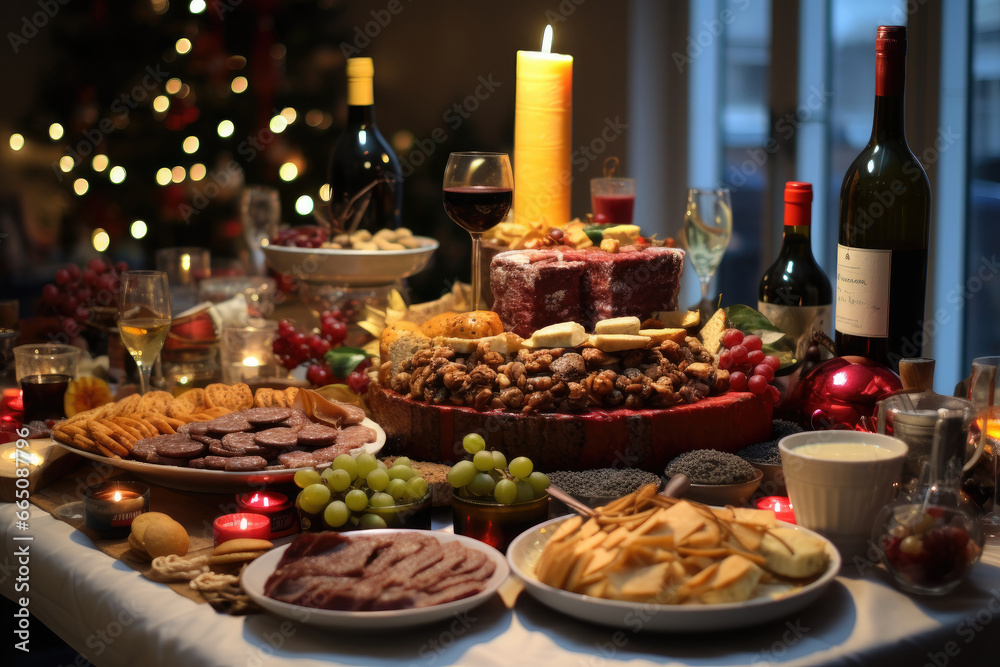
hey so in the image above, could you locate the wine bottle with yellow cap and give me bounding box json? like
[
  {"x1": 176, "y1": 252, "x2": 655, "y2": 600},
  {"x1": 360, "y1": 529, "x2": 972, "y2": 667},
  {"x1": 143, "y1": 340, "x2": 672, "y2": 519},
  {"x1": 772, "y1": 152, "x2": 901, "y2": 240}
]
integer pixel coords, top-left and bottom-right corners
[{"x1": 326, "y1": 57, "x2": 403, "y2": 232}]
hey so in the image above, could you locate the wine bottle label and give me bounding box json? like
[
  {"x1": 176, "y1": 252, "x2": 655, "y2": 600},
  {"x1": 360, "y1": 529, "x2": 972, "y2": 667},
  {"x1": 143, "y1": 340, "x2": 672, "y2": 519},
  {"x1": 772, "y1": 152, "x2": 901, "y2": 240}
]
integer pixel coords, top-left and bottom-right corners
[
  {"x1": 835, "y1": 244, "x2": 891, "y2": 337},
  {"x1": 757, "y1": 302, "x2": 832, "y2": 345}
]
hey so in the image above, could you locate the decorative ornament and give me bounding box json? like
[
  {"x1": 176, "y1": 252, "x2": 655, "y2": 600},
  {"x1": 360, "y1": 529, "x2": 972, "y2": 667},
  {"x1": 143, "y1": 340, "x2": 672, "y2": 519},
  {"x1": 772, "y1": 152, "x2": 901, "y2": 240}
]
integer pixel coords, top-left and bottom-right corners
[{"x1": 786, "y1": 355, "x2": 902, "y2": 431}]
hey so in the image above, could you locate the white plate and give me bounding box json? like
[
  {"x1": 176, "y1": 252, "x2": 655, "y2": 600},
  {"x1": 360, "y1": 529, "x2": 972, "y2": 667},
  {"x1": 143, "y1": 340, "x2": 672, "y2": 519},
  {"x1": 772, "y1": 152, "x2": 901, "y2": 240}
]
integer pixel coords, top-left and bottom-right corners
[
  {"x1": 262, "y1": 238, "x2": 438, "y2": 286},
  {"x1": 507, "y1": 515, "x2": 841, "y2": 632},
  {"x1": 51, "y1": 418, "x2": 385, "y2": 493},
  {"x1": 241, "y1": 529, "x2": 510, "y2": 630}
]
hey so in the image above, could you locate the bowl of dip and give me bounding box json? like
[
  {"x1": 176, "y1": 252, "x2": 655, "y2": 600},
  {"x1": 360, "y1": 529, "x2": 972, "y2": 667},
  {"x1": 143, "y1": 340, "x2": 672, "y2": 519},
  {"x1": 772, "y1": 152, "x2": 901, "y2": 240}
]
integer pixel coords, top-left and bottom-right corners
[{"x1": 778, "y1": 431, "x2": 908, "y2": 558}]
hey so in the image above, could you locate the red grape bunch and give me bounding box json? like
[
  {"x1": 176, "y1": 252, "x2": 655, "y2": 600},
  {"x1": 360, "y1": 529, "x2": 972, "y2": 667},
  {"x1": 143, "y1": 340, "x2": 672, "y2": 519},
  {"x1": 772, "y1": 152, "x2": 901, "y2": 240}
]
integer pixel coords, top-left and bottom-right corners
[
  {"x1": 272, "y1": 308, "x2": 371, "y2": 393},
  {"x1": 271, "y1": 225, "x2": 328, "y2": 248},
  {"x1": 42, "y1": 258, "x2": 129, "y2": 338},
  {"x1": 717, "y1": 329, "x2": 781, "y2": 404}
]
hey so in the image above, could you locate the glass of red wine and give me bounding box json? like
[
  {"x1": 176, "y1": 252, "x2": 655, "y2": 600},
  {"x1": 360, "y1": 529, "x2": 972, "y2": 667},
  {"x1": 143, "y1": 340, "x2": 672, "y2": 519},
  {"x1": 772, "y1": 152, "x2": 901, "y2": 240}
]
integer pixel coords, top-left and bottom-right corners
[{"x1": 443, "y1": 152, "x2": 513, "y2": 312}]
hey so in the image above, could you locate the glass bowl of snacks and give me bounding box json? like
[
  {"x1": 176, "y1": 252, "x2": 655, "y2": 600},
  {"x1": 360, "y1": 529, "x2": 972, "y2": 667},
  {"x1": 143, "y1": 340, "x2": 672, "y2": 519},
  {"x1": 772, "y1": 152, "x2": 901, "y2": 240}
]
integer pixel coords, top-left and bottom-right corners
[{"x1": 449, "y1": 433, "x2": 550, "y2": 553}]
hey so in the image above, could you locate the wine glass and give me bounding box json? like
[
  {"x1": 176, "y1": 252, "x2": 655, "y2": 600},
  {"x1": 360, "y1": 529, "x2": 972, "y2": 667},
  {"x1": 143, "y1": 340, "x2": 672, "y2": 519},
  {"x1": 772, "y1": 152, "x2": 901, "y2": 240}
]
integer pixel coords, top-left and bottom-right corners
[
  {"x1": 443, "y1": 152, "x2": 513, "y2": 312},
  {"x1": 240, "y1": 186, "x2": 280, "y2": 275},
  {"x1": 680, "y1": 188, "x2": 733, "y2": 305},
  {"x1": 117, "y1": 271, "x2": 171, "y2": 394},
  {"x1": 969, "y1": 356, "x2": 1000, "y2": 539}
]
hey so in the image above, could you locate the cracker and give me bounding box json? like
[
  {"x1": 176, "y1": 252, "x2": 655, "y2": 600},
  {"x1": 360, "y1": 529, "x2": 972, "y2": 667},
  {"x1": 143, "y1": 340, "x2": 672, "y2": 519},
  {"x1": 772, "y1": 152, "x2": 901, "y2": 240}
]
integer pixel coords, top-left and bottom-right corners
[
  {"x1": 121, "y1": 416, "x2": 157, "y2": 438},
  {"x1": 145, "y1": 415, "x2": 175, "y2": 434},
  {"x1": 206, "y1": 383, "x2": 253, "y2": 411},
  {"x1": 253, "y1": 388, "x2": 274, "y2": 408},
  {"x1": 137, "y1": 390, "x2": 175, "y2": 416},
  {"x1": 173, "y1": 388, "x2": 208, "y2": 415}
]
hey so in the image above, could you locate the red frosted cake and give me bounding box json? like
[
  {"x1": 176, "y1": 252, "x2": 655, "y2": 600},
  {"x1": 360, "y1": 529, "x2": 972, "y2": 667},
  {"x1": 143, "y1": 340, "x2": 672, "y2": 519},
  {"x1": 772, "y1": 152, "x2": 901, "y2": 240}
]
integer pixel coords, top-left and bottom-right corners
[{"x1": 490, "y1": 245, "x2": 685, "y2": 336}]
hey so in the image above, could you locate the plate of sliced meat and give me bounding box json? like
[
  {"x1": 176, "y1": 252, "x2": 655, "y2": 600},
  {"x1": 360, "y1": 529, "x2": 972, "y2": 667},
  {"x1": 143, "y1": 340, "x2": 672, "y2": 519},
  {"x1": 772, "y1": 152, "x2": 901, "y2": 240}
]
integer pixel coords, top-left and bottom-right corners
[
  {"x1": 241, "y1": 529, "x2": 510, "y2": 630},
  {"x1": 53, "y1": 414, "x2": 385, "y2": 493}
]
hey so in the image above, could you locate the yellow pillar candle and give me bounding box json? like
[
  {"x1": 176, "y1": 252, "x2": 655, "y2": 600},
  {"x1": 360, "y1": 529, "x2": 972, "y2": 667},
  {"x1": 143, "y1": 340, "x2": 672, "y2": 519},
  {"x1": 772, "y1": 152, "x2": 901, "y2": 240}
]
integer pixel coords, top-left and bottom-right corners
[{"x1": 514, "y1": 25, "x2": 573, "y2": 230}]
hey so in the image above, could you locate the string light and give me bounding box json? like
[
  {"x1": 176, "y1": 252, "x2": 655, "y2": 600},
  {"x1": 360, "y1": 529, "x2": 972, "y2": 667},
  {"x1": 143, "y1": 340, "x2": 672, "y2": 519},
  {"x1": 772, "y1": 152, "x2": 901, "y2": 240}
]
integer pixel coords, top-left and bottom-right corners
[
  {"x1": 182, "y1": 136, "x2": 199, "y2": 153},
  {"x1": 49, "y1": 123, "x2": 64, "y2": 141},
  {"x1": 130, "y1": 220, "x2": 148, "y2": 239},
  {"x1": 189, "y1": 0, "x2": 207, "y2": 13},
  {"x1": 92, "y1": 154, "x2": 109, "y2": 171},
  {"x1": 165, "y1": 78, "x2": 182, "y2": 95},
  {"x1": 231, "y1": 76, "x2": 248, "y2": 94},
  {"x1": 109, "y1": 166, "x2": 126, "y2": 184},
  {"x1": 92, "y1": 228, "x2": 110, "y2": 252},
  {"x1": 171, "y1": 166, "x2": 186, "y2": 183},
  {"x1": 278, "y1": 163, "x2": 298, "y2": 181},
  {"x1": 73, "y1": 178, "x2": 89, "y2": 195},
  {"x1": 295, "y1": 195, "x2": 314, "y2": 215},
  {"x1": 319, "y1": 184, "x2": 331, "y2": 201},
  {"x1": 156, "y1": 168, "x2": 172, "y2": 186},
  {"x1": 176, "y1": 38, "x2": 192, "y2": 55},
  {"x1": 269, "y1": 115, "x2": 288, "y2": 133},
  {"x1": 217, "y1": 120, "x2": 234, "y2": 138},
  {"x1": 190, "y1": 163, "x2": 206, "y2": 181},
  {"x1": 59, "y1": 156, "x2": 74, "y2": 172},
  {"x1": 280, "y1": 108, "x2": 297, "y2": 124},
  {"x1": 153, "y1": 95, "x2": 170, "y2": 113},
  {"x1": 9, "y1": 134, "x2": 24, "y2": 151}
]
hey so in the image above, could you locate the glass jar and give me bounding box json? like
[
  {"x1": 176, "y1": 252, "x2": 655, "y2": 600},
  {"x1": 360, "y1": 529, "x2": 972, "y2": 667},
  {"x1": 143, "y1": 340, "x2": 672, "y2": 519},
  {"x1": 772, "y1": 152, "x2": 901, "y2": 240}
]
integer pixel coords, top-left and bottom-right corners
[
  {"x1": 451, "y1": 491, "x2": 549, "y2": 553},
  {"x1": 872, "y1": 407, "x2": 984, "y2": 595}
]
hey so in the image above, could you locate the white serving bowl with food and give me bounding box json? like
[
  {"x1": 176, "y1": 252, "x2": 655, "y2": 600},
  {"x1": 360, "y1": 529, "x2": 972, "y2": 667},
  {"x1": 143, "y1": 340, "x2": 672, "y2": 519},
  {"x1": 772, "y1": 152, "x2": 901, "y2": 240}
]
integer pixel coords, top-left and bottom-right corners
[{"x1": 262, "y1": 236, "x2": 438, "y2": 287}]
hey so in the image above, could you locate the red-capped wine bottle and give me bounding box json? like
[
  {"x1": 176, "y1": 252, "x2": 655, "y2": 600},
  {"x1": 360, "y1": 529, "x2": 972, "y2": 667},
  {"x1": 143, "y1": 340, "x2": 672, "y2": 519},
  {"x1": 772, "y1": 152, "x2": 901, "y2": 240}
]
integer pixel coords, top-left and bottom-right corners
[
  {"x1": 835, "y1": 26, "x2": 931, "y2": 372},
  {"x1": 758, "y1": 181, "x2": 832, "y2": 346},
  {"x1": 326, "y1": 57, "x2": 403, "y2": 231}
]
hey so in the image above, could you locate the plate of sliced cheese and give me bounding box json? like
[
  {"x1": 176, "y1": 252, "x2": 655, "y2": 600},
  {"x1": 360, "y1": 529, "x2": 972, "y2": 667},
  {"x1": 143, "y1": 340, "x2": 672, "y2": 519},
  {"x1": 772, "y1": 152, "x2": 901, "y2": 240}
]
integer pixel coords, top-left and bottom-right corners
[{"x1": 506, "y1": 486, "x2": 840, "y2": 632}]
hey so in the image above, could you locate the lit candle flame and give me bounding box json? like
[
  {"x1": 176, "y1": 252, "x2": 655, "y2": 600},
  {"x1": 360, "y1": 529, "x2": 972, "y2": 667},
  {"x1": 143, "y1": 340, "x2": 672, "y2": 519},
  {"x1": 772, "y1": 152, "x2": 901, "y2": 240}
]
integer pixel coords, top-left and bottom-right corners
[
  {"x1": 541, "y1": 24, "x2": 553, "y2": 54},
  {"x1": 240, "y1": 516, "x2": 248, "y2": 530},
  {"x1": 242, "y1": 356, "x2": 261, "y2": 367},
  {"x1": 113, "y1": 490, "x2": 122, "y2": 502}
]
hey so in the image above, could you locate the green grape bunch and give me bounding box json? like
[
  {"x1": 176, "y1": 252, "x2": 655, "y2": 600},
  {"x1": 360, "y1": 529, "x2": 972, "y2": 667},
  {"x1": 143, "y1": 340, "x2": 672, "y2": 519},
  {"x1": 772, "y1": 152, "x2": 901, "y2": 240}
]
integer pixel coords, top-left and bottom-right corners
[
  {"x1": 293, "y1": 453, "x2": 430, "y2": 531},
  {"x1": 448, "y1": 433, "x2": 550, "y2": 505}
]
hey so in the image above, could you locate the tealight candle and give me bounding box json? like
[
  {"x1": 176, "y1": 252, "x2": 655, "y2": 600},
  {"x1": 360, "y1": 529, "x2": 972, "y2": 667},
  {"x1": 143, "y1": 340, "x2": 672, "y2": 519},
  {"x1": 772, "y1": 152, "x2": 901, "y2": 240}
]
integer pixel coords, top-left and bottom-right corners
[
  {"x1": 213, "y1": 512, "x2": 271, "y2": 546},
  {"x1": 83, "y1": 481, "x2": 150, "y2": 537},
  {"x1": 235, "y1": 491, "x2": 297, "y2": 539},
  {"x1": 756, "y1": 496, "x2": 796, "y2": 524}
]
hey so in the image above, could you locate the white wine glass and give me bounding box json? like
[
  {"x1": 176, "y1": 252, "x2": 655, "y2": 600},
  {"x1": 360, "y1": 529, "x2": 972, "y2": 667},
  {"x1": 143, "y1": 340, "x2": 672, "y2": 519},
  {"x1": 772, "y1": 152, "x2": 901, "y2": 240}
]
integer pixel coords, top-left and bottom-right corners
[
  {"x1": 443, "y1": 152, "x2": 513, "y2": 313},
  {"x1": 118, "y1": 271, "x2": 171, "y2": 394},
  {"x1": 681, "y1": 188, "x2": 733, "y2": 304},
  {"x1": 969, "y1": 356, "x2": 1000, "y2": 539}
]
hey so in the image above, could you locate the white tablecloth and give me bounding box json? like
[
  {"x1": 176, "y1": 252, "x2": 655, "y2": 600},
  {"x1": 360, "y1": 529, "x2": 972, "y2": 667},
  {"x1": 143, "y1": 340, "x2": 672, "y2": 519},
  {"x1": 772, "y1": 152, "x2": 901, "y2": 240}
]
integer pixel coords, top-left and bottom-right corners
[{"x1": 3, "y1": 501, "x2": 1000, "y2": 667}]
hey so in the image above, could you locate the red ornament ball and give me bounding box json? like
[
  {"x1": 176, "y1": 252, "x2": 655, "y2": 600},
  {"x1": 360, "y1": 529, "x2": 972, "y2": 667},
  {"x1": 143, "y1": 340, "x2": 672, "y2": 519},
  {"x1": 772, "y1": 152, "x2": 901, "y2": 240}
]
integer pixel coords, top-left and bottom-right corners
[{"x1": 788, "y1": 356, "x2": 902, "y2": 431}]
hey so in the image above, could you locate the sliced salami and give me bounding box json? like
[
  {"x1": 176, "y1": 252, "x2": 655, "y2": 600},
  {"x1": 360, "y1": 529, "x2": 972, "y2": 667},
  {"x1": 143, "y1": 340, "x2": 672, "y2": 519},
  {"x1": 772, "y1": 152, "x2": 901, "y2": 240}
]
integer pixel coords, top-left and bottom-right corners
[
  {"x1": 224, "y1": 455, "x2": 268, "y2": 472},
  {"x1": 295, "y1": 424, "x2": 339, "y2": 447},
  {"x1": 220, "y1": 431, "x2": 269, "y2": 456},
  {"x1": 188, "y1": 457, "x2": 207, "y2": 469},
  {"x1": 204, "y1": 414, "x2": 252, "y2": 434},
  {"x1": 242, "y1": 407, "x2": 294, "y2": 426},
  {"x1": 204, "y1": 455, "x2": 229, "y2": 470},
  {"x1": 278, "y1": 442, "x2": 355, "y2": 469},
  {"x1": 336, "y1": 425, "x2": 377, "y2": 450},
  {"x1": 178, "y1": 421, "x2": 209, "y2": 436},
  {"x1": 153, "y1": 434, "x2": 206, "y2": 459},
  {"x1": 254, "y1": 427, "x2": 300, "y2": 448}
]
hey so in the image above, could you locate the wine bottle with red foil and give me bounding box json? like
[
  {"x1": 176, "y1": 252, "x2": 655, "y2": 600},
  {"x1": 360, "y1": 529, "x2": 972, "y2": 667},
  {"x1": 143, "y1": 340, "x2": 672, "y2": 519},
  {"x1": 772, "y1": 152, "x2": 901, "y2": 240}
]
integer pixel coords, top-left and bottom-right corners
[
  {"x1": 326, "y1": 57, "x2": 403, "y2": 231},
  {"x1": 835, "y1": 25, "x2": 930, "y2": 372},
  {"x1": 758, "y1": 181, "x2": 832, "y2": 347}
]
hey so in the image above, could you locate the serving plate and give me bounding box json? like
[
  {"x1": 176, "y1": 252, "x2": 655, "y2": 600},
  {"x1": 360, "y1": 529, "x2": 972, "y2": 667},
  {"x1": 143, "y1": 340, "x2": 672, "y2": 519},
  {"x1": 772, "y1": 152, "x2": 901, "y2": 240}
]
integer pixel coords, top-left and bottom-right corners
[
  {"x1": 241, "y1": 529, "x2": 510, "y2": 630},
  {"x1": 507, "y1": 515, "x2": 841, "y2": 632},
  {"x1": 262, "y1": 237, "x2": 438, "y2": 286},
  {"x1": 51, "y1": 418, "x2": 385, "y2": 493}
]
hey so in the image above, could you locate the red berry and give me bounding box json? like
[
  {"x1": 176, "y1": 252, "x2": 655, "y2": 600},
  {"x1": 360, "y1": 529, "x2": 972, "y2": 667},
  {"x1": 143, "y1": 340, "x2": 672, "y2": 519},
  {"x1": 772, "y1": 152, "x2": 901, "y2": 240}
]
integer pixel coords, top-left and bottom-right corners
[
  {"x1": 115, "y1": 261, "x2": 129, "y2": 274},
  {"x1": 766, "y1": 385, "x2": 781, "y2": 404},
  {"x1": 764, "y1": 355, "x2": 781, "y2": 371},
  {"x1": 754, "y1": 364, "x2": 775, "y2": 382},
  {"x1": 306, "y1": 364, "x2": 332, "y2": 386},
  {"x1": 593, "y1": 213, "x2": 609, "y2": 224},
  {"x1": 278, "y1": 319, "x2": 296, "y2": 338},
  {"x1": 322, "y1": 307, "x2": 343, "y2": 322},
  {"x1": 748, "y1": 374, "x2": 768, "y2": 395},
  {"x1": 295, "y1": 343, "x2": 312, "y2": 364},
  {"x1": 308, "y1": 334, "x2": 331, "y2": 358},
  {"x1": 747, "y1": 349, "x2": 766, "y2": 367},
  {"x1": 55, "y1": 268, "x2": 71, "y2": 286},
  {"x1": 323, "y1": 320, "x2": 347, "y2": 344},
  {"x1": 42, "y1": 284, "x2": 60, "y2": 304},
  {"x1": 354, "y1": 357, "x2": 372, "y2": 372},
  {"x1": 87, "y1": 258, "x2": 107, "y2": 274},
  {"x1": 347, "y1": 370, "x2": 369, "y2": 394},
  {"x1": 723, "y1": 329, "x2": 744, "y2": 348},
  {"x1": 717, "y1": 350, "x2": 732, "y2": 370},
  {"x1": 742, "y1": 334, "x2": 763, "y2": 352},
  {"x1": 75, "y1": 307, "x2": 90, "y2": 322},
  {"x1": 729, "y1": 371, "x2": 748, "y2": 392},
  {"x1": 67, "y1": 265, "x2": 81, "y2": 281},
  {"x1": 729, "y1": 344, "x2": 748, "y2": 366},
  {"x1": 60, "y1": 296, "x2": 79, "y2": 317},
  {"x1": 291, "y1": 331, "x2": 307, "y2": 347}
]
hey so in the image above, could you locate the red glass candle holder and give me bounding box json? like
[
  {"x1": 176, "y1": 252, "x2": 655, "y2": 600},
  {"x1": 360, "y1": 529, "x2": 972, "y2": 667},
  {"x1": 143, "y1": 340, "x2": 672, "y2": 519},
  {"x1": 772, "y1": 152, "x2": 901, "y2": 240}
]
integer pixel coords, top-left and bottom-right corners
[
  {"x1": 236, "y1": 491, "x2": 297, "y2": 539},
  {"x1": 451, "y1": 491, "x2": 549, "y2": 553},
  {"x1": 756, "y1": 495, "x2": 796, "y2": 524},
  {"x1": 82, "y1": 481, "x2": 150, "y2": 537},
  {"x1": 213, "y1": 512, "x2": 271, "y2": 546}
]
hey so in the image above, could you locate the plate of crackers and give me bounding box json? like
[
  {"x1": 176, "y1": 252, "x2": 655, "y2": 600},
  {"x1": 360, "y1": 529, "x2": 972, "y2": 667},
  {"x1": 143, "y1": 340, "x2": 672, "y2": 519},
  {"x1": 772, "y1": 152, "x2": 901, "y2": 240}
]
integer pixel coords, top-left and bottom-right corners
[
  {"x1": 50, "y1": 383, "x2": 385, "y2": 493},
  {"x1": 507, "y1": 484, "x2": 840, "y2": 632}
]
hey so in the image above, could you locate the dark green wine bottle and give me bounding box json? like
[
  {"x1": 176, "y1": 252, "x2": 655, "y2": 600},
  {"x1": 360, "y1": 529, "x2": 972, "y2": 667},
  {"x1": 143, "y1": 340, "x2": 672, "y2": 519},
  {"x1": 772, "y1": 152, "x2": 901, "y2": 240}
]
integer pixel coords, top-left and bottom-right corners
[
  {"x1": 758, "y1": 181, "x2": 832, "y2": 347},
  {"x1": 835, "y1": 25, "x2": 931, "y2": 372}
]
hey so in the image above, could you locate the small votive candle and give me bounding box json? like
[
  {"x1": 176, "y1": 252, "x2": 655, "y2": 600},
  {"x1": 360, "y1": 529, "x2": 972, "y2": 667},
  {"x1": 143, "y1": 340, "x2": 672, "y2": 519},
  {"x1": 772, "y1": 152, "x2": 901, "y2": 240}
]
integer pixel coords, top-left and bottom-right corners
[
  {"x1": 83, "y1": 481, "x2": 150, "y2": 537},
  {"x1": 756, "y1": 496, "x2": 796, "y2": 524},
  {"x1": 213, "y1": 512, "x2": 271, "y2": 546},
  {"x1": 235, "y1": 491, "x2": 297, "y2": 539}
]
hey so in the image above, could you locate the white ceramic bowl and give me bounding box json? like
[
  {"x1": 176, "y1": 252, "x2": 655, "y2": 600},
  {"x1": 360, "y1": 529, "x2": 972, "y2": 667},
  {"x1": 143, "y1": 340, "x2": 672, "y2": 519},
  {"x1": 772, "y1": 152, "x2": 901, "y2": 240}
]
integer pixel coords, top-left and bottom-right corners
[
  {"x1": 262, "y1": 237, "x2": 438, "y2": 286},
  {"x1": 779, "y1": 430, "x2": 907, "y2": 557}
]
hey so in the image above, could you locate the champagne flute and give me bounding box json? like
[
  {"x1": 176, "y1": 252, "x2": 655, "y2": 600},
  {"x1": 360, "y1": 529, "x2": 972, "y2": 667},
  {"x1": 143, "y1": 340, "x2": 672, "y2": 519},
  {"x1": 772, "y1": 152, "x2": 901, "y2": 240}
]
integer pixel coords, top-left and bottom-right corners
[
  {"x1": 969, "y1": 356, "x2": 1000, "y2": 539},
  {"x1": 443, "y1": 152, "x2": 513, "y2": 312},
  {"x1": 680, "y1": 188, "x2": 733, "y2": 304},
  {"x1": 118, "y1": 271, "x2": 171, "y2": 394}
]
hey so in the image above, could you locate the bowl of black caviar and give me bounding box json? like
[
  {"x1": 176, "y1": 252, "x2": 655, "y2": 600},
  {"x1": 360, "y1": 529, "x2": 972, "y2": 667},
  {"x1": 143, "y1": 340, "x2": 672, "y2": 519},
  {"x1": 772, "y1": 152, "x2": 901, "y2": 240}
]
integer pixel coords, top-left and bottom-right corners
[
  {"x1": 545, "y1": 468, "x2": 663, "y2": 516},
  {"x1": 664, "y1": 450, "x2": 763, "y2": 507}
]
